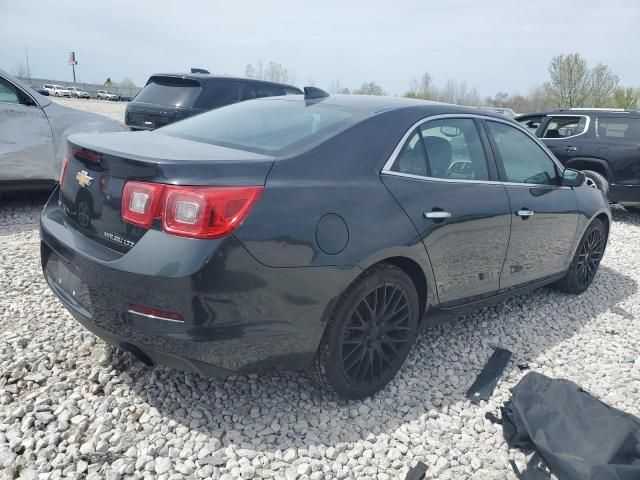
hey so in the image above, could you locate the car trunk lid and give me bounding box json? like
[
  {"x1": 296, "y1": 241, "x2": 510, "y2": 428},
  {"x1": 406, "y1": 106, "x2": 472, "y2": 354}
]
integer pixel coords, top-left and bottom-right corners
[{"x1": 60, "y1": 131, "x2": 274, "y2": 253}]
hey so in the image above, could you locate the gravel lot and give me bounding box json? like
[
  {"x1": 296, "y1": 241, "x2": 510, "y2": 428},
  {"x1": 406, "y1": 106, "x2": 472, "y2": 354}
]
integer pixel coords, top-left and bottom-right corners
[
  {"x1": 49, "y1": 97, "x2": 126, "y2": 123},
  {"x1": 1, "y1": 100, "x2": 639, "y2": 479}
]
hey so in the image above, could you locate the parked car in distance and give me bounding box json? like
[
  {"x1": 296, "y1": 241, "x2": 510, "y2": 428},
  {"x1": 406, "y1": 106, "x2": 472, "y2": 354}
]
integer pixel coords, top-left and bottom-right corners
[
  {"x1": 52, "y1": 85, "x2": 71, "y2": 97},
  {"x1": 117, "y1": 93, "x2": 133, "y2": 102},
  {"x1": 31, "y1": 86, "x2": 49, "y2": 96},
  {"x1": 68, "y1": 86, "x2": 90, "y2": 99},
  {"x1": 0, "y1": 69, "x2": 127, "y2": 191},
  {"x1": 97, "y1": 90, "x2": 120, "y2": 101},
  {"x1": 125, "y1": 72, "x2": 302, "y2": 130},
  {"x1": 42, "y1": 84, "x2": 56, "y2": 95},
  {"x1": 516, "y1": 108, "x2": 640, "y2": 213},
  {"x1": 41, "y1": 90, "x2": 610, "y2": 398}
]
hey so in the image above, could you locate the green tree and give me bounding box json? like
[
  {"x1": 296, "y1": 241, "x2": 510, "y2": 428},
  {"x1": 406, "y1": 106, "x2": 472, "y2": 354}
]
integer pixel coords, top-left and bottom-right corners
[
  {"x1": 544, "y1": 53, "x2": 590, "y2": 107},
  {"x1": 353, "y1": 81, "x2": 385, "y2": 96},
  {"x1": 587, "y1": 63, "x2": 619, "y2": 107},
  {"x1": 612, "y1": 87, "x2": 639, "y2": 109},
  {"x1": 404, "y1": 73, "x2": 432, "y2": 100}
]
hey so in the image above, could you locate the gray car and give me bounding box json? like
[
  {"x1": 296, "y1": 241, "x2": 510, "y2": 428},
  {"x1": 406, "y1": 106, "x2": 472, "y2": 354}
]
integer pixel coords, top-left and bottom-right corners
[{"x1": 0, "y1": 69, "x2": 126, "y2": 191}]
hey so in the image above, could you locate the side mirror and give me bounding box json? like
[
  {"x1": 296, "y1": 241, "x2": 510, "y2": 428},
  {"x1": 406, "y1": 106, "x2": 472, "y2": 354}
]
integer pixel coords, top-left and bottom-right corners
[{"x1": 561, "y1": 168, "x2": 585, "y2": 187}]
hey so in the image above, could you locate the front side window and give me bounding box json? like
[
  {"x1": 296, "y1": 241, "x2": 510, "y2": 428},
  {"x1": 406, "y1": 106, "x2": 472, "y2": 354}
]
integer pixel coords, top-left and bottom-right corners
[
  {"x1": 0, "y1": 78, "x2": 20, "y2": 104},
  {"x1": 597, "y1": 117, "x2": 640, "y2": 140},
  {"x1": 419, "y1": 118, "x2": 489, "y2": 181},
  {"x1": 517, "y1": 115, "x2": 544, "y2": 134},
  {"x1": 391, "y1": 129, "x2": 428, "y2": 176},
  {"x1": 541, "y1": 115, "x2": 587, "y2": 138},
  {"x1": 486, "y1": 121, "x2": 559, "y2": 185}
]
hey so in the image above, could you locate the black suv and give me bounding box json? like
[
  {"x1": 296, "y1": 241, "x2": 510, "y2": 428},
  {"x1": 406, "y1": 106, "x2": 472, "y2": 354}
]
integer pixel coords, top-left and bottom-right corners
[
  {"x1": 517, "y1": 109, "x2": 640, "y2": 212},
  {"x1": 125, "y1": 73, "x2": 302, "y2": 130}
]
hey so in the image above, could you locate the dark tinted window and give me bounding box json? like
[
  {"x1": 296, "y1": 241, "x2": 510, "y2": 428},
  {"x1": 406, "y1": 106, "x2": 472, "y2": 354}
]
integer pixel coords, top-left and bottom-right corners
[
  {"x1": 245, "y1": 83, "x2": 284, "y2": 99},
  {"x1": 159, "y1": 98, "x2": 360, "y2": 154},
  {"x1": 541, "y1": 115, "x2": 587, "y2": 138},
  {"x1": 0, "y1": 78, "x2": 20, "y2": 104},
  {"x1": 194, "y1": 80, "x2": 244, "y2": 109},
  {"x1": 391, "y1": 130, "x2": 427, "y2": 176},
  {"x1": 284, "y1": 87, "x2": 302, "y2": 95},
  {"x1": 134, "y1": 78, "x2": 202, "y2": 107},
  {"x1": 420, "y1": 118, "x2": 489, "y2": 181},
  {"x1": 597, "y1": 117, "x2": 640, "y2": 140},
  {"x1": 486, "y1": 121, "x2": 559, "y2": 185}
]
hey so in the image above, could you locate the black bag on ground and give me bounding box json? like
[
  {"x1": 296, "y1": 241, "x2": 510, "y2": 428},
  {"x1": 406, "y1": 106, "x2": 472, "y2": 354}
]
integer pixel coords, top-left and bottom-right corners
[{"x1": 498, "y1": 372, "x2": 640, "y2": 480}]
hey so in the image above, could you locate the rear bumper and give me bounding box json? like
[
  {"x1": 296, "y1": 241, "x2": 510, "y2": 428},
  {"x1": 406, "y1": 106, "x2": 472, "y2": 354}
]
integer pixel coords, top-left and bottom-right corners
[
  {"x1": 610, "y1": 184, "x2": 640, "y2": 206},
  {"x1": 40, "y1": 195, "x2": 358, "y2": 375}
]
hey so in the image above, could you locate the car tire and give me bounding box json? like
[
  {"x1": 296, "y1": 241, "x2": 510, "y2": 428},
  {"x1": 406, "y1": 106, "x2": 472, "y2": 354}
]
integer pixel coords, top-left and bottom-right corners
[
  {"x1": 583, "y1": 170, "x2": 609, "y2": 198},
  {"x1": 553, "y1": 219, "x2": 606, "y2": 294},
  {"x1": 308, "y1": 263, "x2": 420, "y2": 399}
]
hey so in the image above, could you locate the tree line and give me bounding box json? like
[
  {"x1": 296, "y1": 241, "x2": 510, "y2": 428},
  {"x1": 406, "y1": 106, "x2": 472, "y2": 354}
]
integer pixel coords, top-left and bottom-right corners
[{"x1": 247, "y1": 53, "x2": 638, "y2": 113}]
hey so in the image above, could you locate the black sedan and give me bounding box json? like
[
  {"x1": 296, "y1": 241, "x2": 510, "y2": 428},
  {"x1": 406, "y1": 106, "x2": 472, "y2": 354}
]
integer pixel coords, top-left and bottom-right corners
[{"x1": 41, "y1": 89, "x2": 610, "y2": 398}]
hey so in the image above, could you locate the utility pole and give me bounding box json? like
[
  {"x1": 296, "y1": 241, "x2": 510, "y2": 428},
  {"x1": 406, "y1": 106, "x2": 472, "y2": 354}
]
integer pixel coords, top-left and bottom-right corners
[
  {"x1": 25, "y1": 47, "x2": 31, "y2": 80},
  {"x1": 69, "y1": 51, "x2": 77, "y2": 83}
]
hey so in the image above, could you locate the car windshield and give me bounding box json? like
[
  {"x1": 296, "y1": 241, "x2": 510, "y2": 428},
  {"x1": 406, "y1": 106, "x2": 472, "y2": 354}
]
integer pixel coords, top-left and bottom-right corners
[{"x1": 159, "y1": 98, "x2": 362, "y2": 155}]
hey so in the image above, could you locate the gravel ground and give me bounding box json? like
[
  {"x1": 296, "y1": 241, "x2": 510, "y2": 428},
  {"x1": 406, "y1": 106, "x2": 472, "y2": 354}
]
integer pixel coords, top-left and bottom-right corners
[
  {"x1": 49, "y1": 97, "x2": 126, "y2": 123},
  {"x1": 1, "y1": 97, "x2": 639, "y2": 479}
]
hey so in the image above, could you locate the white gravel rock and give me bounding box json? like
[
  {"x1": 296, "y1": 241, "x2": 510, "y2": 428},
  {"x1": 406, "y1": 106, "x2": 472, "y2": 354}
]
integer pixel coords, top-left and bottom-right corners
[{"x1": 1, "y1": 183, "x2": 640, "y2": 480}]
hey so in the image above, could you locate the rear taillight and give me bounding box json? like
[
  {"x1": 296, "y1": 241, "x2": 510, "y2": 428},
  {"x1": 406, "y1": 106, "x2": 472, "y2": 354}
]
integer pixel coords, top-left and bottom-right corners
[
  {"x1": 121, "y1": 182, "x2": 263, "y2": 239},
  {"x1": 122, "y1": 181, "x2": 165, "y2": 228},
  {"x1": 60, "y1": 154, "x2": 69, "y2": 188}
]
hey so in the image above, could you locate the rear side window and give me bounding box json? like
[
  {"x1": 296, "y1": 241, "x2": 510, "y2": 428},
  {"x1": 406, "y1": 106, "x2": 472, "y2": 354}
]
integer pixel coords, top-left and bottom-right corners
[
  {"x1": 245, "y1": 83, "x2": 284, "y2": 99},
  {"x1": 486, "y1": 121, "x2": 559, "y2": 185},
  {"x1": 135, "y1": 78, "x2": 202, "y2": 108},
  {"x1": 420, "y1": 118, "x2": 489, "y2": 181},
  {"x1": 284, "y1": 87, "x2": 302, "y2": 95},
  {"x1": 194, "y1": 80, "x2": 244, "y2": 109},
  {"x1": 541, "y1": 116, "x2": 587, "y2": 138},
  {"x1": 391, "y1": 130, "x2": 428, "y2": 176},
  {"x1": 159, "y1": 98, "x2": 360, "y2": 154},
  {"x1": 597, "y1": 117, "x2": 640, "y2": 140}
]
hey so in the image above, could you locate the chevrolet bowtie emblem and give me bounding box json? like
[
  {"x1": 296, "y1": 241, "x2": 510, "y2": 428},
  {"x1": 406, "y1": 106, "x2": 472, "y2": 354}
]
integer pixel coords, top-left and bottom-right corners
[{"x1": 75, "y1": 170, "x2": 94, "y2": 187}]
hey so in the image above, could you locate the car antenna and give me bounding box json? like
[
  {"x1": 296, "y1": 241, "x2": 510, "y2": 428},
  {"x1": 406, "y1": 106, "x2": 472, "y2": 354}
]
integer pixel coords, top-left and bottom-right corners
[{"x1": 304, "y1": 87, "x2": 329, "y2": 100}]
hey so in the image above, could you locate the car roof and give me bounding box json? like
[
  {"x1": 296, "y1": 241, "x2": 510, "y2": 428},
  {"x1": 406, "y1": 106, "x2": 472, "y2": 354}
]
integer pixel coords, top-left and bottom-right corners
[
  {"x1": 256, "y1": 93, "x2": 514, "y2": 120},
  {"x1": 148, "y1": 73, "x2": 302, "y2": 90}
]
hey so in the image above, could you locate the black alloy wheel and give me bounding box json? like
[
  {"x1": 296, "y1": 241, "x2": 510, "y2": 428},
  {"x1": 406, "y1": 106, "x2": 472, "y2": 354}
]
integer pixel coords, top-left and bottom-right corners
[
  {"x1": 309, "y1": 264, "x2": 419, "y2": 399},
  {"x1": 576, "y1": 225, "x2": 604, "y2": 290},
  {"x1": 554, "y1": 219, "x2": 606, "y2": 294}
]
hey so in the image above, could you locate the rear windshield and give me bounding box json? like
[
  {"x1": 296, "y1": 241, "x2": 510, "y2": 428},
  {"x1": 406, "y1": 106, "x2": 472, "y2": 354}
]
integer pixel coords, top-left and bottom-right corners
[
  {"x1": 158, "y1": 98, "x2": 361, "y2": 155},
  {"x1": 135, "y1": 78, "x2": 202, "y2": 108},
  {"x1": 597, "y1": 117, "x2": 640, "y2": 141}
]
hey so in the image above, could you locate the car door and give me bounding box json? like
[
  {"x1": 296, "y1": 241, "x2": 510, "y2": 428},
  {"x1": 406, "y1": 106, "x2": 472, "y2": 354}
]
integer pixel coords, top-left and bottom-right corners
[
  {"x1": 0, "y1": 76, "x2": 55, "y2": 182},
  {"x1": 538, "y1": 114, "x2": 589, "y2": 165},
  {"x1": 381, "y1": 116, "x2": 511, "y2": 306},
  {"x1": 483, "y1": 119, "x2": 579, "y2": 289}
]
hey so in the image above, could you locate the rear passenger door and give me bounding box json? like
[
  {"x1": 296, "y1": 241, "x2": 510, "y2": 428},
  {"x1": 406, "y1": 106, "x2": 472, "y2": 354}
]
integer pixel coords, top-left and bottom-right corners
[
  {"x1": 483, "y1": 120, "x2": 579, "y2": 289},
  {"x1": 538, "y1": 114, "x2": 589, "y2": 165},
  {"x1": 381, "y1": 116, "x2": 511, "y2": 306}
]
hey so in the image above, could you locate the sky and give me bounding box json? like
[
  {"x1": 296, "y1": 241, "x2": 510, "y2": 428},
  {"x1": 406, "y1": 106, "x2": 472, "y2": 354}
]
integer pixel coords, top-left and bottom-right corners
[{"x1": 1, "y1": 0, "x2": 638, "y2": 97}]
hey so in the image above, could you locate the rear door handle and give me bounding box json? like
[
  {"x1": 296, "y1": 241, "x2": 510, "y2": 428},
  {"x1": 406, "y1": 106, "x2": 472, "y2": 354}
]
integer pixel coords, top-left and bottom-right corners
[
  {"x1": 564, "y1": 146, "x2": 578, "y2": 152},
  {"x1": 516, "y1": 209, "x2": 534, "y2": 217},
  {"x1": 424, "y1": 211, "x2": 451, "y2": 219}
]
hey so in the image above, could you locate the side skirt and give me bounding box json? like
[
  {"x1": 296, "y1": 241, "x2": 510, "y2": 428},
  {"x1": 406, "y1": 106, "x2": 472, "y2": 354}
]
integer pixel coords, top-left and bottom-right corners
[{"x1": 421, "y1": 272, "x2": 567, "y2": 327}]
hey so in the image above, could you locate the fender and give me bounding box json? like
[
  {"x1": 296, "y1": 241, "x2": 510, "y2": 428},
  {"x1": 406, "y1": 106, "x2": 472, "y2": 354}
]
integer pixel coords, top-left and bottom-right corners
[{"x1": 566, "y1": 157, "x2": 611, "y2": 179}]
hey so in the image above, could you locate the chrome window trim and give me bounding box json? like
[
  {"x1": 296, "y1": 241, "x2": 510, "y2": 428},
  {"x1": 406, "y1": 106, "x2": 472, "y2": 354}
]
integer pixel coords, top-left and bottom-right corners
[
  {"x1": 381, "y1": 113, "x2": 567, "y2": 187},
  {"x1": 540, "y1": 114, "x2": 590, "y2": 141}
]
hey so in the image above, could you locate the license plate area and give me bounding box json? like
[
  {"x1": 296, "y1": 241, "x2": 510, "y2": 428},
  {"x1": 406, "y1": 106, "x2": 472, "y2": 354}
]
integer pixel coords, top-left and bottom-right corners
[{"x1": 45, "y1": 252, "x2": 93, "y2": 315}]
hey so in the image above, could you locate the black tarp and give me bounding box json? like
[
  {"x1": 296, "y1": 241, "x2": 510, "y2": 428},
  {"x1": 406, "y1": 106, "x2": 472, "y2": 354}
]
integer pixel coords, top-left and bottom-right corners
[{"x1": 497, "y1": 372, "x2": 640, "y2": 480}]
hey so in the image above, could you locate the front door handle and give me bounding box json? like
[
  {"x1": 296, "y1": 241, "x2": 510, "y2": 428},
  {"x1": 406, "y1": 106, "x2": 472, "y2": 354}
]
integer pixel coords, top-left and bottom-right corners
[
  {"x1": 564, "y1": 146, "x2": 578, "y2": 152},
  {"x1": 424, "y1": 211, "x2": 452, "y2": 219},
  {"x1": 516, "y1": 209, "x2": 535, "y2": 217}
]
